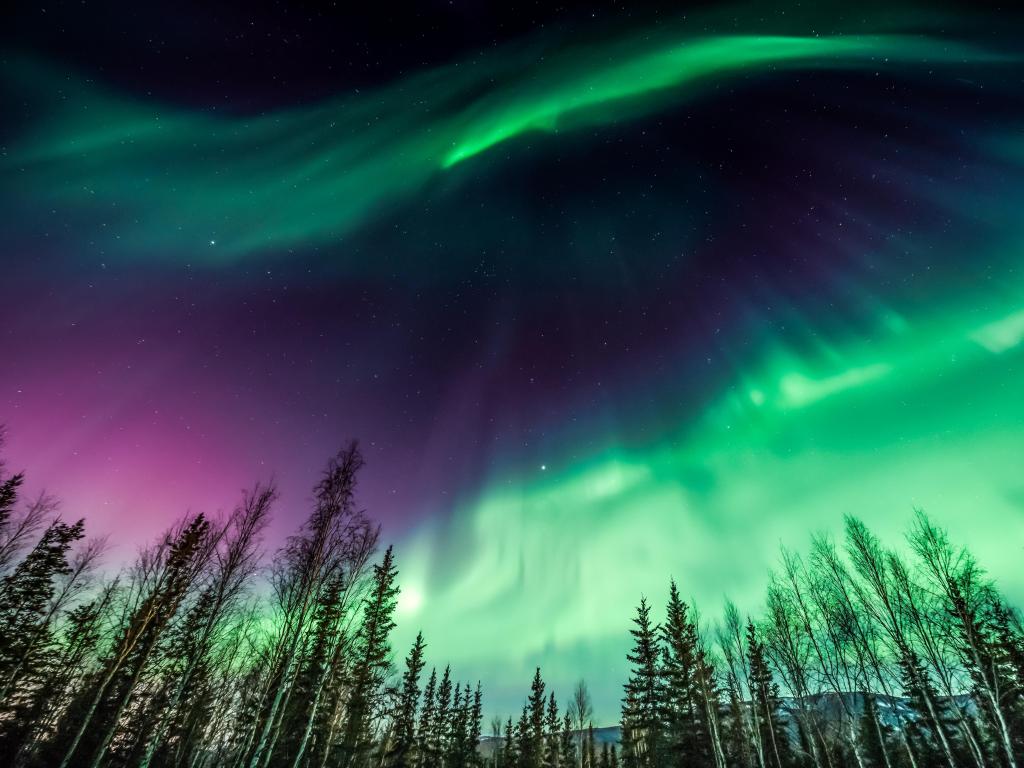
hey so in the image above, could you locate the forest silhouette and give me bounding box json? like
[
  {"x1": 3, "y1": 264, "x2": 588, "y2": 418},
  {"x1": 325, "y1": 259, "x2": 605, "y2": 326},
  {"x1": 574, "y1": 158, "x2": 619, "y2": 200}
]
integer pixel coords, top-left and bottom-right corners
[{"x1": 1, "y1": 430, "x2": 1023, "y2": 768}]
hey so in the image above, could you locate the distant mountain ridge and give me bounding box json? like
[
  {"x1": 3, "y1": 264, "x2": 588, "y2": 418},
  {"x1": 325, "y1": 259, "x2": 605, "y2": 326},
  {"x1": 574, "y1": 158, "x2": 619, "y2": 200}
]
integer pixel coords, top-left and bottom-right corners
[{"x1": 477, "y1": 691, "x2": 976, "y2": 754}]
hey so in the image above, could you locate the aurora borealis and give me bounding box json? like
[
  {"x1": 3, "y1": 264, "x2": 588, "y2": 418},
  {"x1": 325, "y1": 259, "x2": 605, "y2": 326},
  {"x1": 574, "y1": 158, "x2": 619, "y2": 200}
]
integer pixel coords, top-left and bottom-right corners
[{"x1": 3, "y1": 0, "x2": 1024, "y2": 723}]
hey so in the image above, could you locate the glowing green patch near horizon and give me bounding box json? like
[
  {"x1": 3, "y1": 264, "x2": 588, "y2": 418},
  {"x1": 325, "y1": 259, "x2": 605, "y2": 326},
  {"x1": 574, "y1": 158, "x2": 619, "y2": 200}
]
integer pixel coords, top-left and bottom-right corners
[
  {"x1": 3, "y1": 30, "x2": 1005, "y2": 259},
  {"x1": 394, "y1": 284, "x2": 1024, "y2": 721},
  {"x1": 386, "y1": 131, "x2": 1024, "y2": 724}
]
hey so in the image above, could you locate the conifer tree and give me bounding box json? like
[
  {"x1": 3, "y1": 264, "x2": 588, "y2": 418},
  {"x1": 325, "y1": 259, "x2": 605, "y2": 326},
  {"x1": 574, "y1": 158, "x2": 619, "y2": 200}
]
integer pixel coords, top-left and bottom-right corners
[
  {"x1": 721, "y1": 670, "x2": 754, "y2": 768},
  {"x1": 419, "y1": 667, "x2": 439, "y2": 768},
  {"x1": 896, "y1": 647, "x2": 955, "y2": 767},
  {"x1": 545, "y1": 691, "x2": 560, "y2": 768},
  {"x1": 391, "y1": 632, "x2": 427, "y2": 768},
  {"x1": 524, "y1": 668, "x2": 547, "y2": 768},
  {"x1": 450, "y1": 683, "x2": 469, "y2": 768},
  {"x1": 559, "y1": 713, "x2": 576, "y2": 768},
  {"x1": 338, "y1": 544, "x2": 400, "y2": 767},
  {"x1": 989, "y1": 600, "x2": 1024, "y2": 757},
  {"x1": 5, "y1": 588, "x2": 110, "y2": 764},
  {"x1": 0, "y1": 468, "x2": 22, "y2": 548},
  {"x1": 746, "y1": 621, "x2": 791, "y2": 768},
  {"x1": 517, "y1": 705, "x2": 532, "y2": 768},
  {"x1": 0, "y1": 518, "x2": 85, "y2": 701},
  {"x1": 504, "y1": 716, "x2": 518, "y2": 768},
  {"x1": 661, "y1": 580, "x2": 715, "y2": 767},
  {"x1": 621, "y1": 598, "x2": 661, "y2": 768},
  {"x1": 0, "y1": 525, "x2": 102, "y2": 761},
  {"x1": 434, "y1": 666, "x2": 454, "y2": 764},
  {"x1": 469, "y1": 683, "x2": 484, "y2": 768},
  {"x1": 53, "y1": 513, "x2": 212, "y2": 768},
  {"x1": 0, "y1": 468, "x2": 49, "y2": 578},
  {"x1": 944, "y1": 574, "x2": 1019, "y2": 768}
]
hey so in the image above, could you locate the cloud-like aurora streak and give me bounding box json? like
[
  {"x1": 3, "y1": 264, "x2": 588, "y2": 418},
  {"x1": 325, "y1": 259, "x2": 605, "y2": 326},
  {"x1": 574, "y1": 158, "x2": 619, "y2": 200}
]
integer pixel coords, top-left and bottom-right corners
[{"x1": 3, "y1": 28, "x2": 1007, "y2": 259}]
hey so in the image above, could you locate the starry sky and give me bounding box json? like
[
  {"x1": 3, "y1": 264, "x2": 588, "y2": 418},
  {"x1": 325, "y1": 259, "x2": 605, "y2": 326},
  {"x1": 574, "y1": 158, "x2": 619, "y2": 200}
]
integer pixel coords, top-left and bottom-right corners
[{"x1": 3, "y1": 0, "x2": 1024, "y2": 724}]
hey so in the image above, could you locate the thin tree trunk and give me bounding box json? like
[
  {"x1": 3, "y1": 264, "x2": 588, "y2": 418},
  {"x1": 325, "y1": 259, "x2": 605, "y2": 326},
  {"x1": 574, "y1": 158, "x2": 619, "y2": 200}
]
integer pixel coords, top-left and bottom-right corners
[
  {"x1": 58, "y1": 639, "x2": 140, "y2": 768},
  {"x1": 247, "y1": 625, "x2": 302, "y2": 768},
  {"x1": 758, "y1": 685, "x2": 783, "y2": 768},
  {"x1": 88, "y1": 625, "x2": 166, "y2": 768},
  {"x1": 290, "y1": 557, "x2": 367, "y2": 768},
  {"x1": 260, "y1": 671, "x2": 299, "y2": 768}
]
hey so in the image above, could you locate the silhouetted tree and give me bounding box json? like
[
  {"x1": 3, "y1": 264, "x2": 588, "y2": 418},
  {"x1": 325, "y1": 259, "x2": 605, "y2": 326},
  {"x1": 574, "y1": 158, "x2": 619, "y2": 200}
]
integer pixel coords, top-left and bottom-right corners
[
  {"x1": 569, "y1": 680, "x2": 593, "y2": 768},
  {"x1": 621, "y1": 598, "x2": 661, "y2": 768},
  {"x1": 54, "y1": 513, "x2": 213, "y2": 768},
  {"x1": 559, "y1": 713, "x2": 576, "y2": 768},
  {"x1": 390, "y1": 632, "x2": 427, "y2": 768},
  {"x1": 337, "y1": 544, "x2": 400, "y2": 767}
]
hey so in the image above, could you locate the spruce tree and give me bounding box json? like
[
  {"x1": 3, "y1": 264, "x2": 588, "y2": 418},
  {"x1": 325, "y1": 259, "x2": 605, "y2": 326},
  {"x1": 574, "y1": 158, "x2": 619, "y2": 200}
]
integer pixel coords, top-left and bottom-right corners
[
  {"x1": 621, "y1": 598, "x2": 662, "y2": 768},
  {"x1": 450, "y1": 683, "x2": 469, "y2": 768},
  {"x1": 339, "y1": 544, "x2": 400, "y2": 767},
  {"x1": 0, "y1": 520, "x2": 92, "y2": 760},
  {"x1": 989, "y1": 600, "x2": 1024, "y2": 757},
  {"x1": 434, "y1": 666, "x2": 454, "y2": 764},
  {"x1": 559, "y1": 712, "x2": 576, "y2": 768},
  {"x1": 0, "y1": 468, "x2": 30, "y2": 576},
  {"x1": 504, "y1": 716, "x2": 518, "y2": 768},
  {"x1": 946, "y1": 578, "x2": 1021, "y2": 768},
  {"x1": 898, "y1": 647, "x2": 956, "y2": 766},
  {"x1": 660, "y1": 580, "x2": 713, "y2": 767},
  {"x1": 518, "y1": 668, "x2": 546, "y2": 768},
  {"x1": 517, "y1": 705, "x2": 532, "y2": 768},
  {"x1": 746, "y1": 621, "x2": 790, "y2": 768},
  {"x1": 469, "y1": 683, "x2": 483, "y2": 768},
  {"x1": 391, "y1": 632, "x2": 427, "y2": 768},
  {"x1": 5, "y1": 595, "x2": 106, "y2": 763},
  {"x1": 419, "y1": 667, "x2": 439, "y2": 768},
  {"x1": 545, "y1": 691, "x2": 560, "y2": 768},
  {"x1": 722, "y1": 671, "x2": 753, "y2": 768},
  {"x1": 0, "y1": 518, "x2": 85, "y2": 702}
]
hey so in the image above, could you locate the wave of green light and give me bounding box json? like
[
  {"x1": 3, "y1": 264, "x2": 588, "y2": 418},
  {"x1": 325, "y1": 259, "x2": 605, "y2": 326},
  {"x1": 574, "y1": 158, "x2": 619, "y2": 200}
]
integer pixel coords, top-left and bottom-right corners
[
  {"x1": 3, "y1": 29, "x2": 1005, "y2": 260},
  {"x1": 442, "y1": 34, "x2": 998, "y2": 168},
  {"x1": 395, "y1": 270, "x2": 1024, "y2": 722}
]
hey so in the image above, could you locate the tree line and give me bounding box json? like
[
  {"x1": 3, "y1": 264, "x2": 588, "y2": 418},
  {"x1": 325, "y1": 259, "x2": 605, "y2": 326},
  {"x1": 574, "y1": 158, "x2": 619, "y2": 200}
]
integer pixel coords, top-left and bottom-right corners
[
  {"x1": 0, "y1": 436, "x2": 482, "y2": 768},
  {"x1": 615, "y1": 515, "x2": 1024, "y2": 768},
  {"x1": 2, "y1": 429, "x2": 1024, "y2": 768}
]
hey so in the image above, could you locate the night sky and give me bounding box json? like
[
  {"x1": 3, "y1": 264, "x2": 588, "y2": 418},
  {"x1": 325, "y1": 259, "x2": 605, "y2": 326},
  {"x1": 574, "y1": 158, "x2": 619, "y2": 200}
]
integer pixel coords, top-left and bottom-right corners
[{"x1": 3, "y1": 1, "x2": 1024, "y2": 723}]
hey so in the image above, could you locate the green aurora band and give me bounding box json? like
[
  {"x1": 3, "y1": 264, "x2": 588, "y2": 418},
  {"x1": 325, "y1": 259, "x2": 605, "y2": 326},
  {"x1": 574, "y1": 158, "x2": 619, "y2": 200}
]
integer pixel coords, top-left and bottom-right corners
[{"x1": 3, "y1": 27, "x2": 1007, "y2": 260}]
